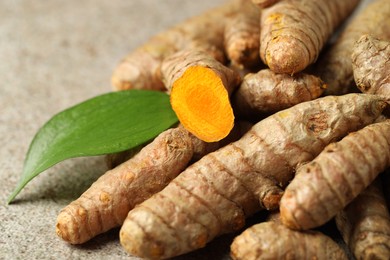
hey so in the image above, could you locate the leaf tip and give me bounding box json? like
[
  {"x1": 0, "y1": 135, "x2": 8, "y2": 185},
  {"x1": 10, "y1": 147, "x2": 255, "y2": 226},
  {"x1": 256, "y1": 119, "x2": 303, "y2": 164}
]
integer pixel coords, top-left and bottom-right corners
[{"x1": 7, "y1": 182, "x2": 25, "y2": 205}]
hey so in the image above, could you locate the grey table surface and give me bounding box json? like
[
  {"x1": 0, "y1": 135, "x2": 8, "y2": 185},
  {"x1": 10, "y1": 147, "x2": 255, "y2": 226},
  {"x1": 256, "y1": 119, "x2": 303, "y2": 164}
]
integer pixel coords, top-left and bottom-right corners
[{"x1": 0, "y1": 0, "x2": 373, "y2": 259}]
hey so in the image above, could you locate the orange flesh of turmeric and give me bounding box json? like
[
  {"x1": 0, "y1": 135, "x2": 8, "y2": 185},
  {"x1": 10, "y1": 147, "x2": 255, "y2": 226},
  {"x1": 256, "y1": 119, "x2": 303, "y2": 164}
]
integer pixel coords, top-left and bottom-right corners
[{"x1": 170, "y1": 65, "x2": 234, "y2": 142}]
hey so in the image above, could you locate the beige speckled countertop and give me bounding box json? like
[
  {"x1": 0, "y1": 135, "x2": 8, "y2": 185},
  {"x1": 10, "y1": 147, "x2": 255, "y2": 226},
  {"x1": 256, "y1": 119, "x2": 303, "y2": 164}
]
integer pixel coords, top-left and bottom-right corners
[{"x1": 0, "y1": 0, "x2": 373, "y2": 259}]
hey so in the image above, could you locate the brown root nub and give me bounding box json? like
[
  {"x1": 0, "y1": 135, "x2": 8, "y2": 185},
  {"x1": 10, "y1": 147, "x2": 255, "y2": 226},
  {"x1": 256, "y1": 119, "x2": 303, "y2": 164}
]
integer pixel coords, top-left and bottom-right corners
[
  {"x1": 260, "y1": 0, "x2": 360, "y2": 74},
  {"x1": 111, "y1": 51, "x2": 166, "y2": 91},
  {"x1": 224, "y1": 0, "x2": 261, "y2": 68},
  {"x1": 233, "y1": 69, "x2": 325, "y2": 119},
  {"x1": 265, "y1": 36, "x2": 310, "y2": 74},
  {"x1": 231, "y1": 222, "x2": 347, "y2": 260},
  {"x1": 352, "y1": 34, "x2": 390, "y2": 98}
]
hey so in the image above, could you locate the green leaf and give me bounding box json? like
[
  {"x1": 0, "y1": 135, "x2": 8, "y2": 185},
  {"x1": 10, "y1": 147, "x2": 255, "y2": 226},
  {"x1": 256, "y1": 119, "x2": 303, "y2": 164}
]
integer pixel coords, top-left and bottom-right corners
[{"x1": 8, "y1": 90, "x2": 178, "y2": 203}]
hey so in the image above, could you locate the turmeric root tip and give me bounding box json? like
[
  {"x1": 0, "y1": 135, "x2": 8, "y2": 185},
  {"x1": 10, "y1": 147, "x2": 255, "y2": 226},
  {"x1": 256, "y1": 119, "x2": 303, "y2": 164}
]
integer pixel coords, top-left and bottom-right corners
[
  {"x1": 260, "y1": 0, "x2": 360, "y2": 74},
  {"x1": 230, "y1": 221, "x2": 347, "y2": 260},
  {"x1": 170, "y1": 65, "x2": 235, "y2": 143}
]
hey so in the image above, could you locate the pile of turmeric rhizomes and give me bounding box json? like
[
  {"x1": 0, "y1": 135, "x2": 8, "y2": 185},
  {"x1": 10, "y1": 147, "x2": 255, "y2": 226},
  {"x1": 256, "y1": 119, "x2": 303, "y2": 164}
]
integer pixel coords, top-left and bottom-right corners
[{"x1": 56, "y1": 0, "x2": 390, "y2": 259}]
